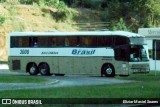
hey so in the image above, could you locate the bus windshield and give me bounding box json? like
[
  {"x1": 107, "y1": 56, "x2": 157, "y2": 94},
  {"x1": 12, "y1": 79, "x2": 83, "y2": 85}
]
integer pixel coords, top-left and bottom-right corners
[
  {"x1": 129, "y1": 45, "x2": 149, "y2": 62},
  {"x1": 129, "y1": 37, "x2": 147, "y2": 45}
]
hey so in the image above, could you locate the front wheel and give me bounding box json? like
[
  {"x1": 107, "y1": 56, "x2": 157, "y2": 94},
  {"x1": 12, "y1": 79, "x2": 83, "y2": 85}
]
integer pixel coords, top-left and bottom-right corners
[{"x1": 102, "y1": 64, "x2": 115, "y2": 77}]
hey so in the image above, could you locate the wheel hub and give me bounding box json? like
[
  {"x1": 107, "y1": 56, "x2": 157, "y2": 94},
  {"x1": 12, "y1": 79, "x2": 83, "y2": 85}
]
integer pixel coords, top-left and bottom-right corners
[
  {"x1": 106, "y1": 68, "x2": 112, "y2": 74},
  {"x1": 30, "y1": 67, "x2": 36, "y2": 73},
  {"x1": 41, "y1": 68, "x2": 46, "y2": 74}
]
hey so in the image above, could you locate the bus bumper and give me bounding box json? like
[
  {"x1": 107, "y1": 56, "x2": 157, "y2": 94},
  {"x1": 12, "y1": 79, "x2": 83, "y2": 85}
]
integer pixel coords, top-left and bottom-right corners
[{"x1": 129, "y1": 62, "x2": 150, "y2": 74}]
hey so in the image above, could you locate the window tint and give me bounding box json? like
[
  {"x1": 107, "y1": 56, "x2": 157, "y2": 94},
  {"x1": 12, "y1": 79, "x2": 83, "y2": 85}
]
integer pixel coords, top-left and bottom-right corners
[
  {"x1": 97, "y1": 36, "x2": 105, "y2": 46},
  {"x1": 65, "y1": 36, "x2": 80, "y2": 47},
  {"x1": 11, "y1": 37, "x2": 29, "y2": 48},
  {"x1": 48, "y1": 37, "x2": 56, "y2": 47},
  {"x1": 97, "y1": 36, "x2": 113, "y2": 47},
  {"x1": 11, "y1": 37, "x2": 19, "y2": 48},
  {"x1": 115, "y1": 36, "x2": 129, "y2": 46},
  {"x1": 106, "y1": 36, "x2": 113, "y2": 46},
  {"x1": 81, "y1": 36, "x2": 97, "y2": 47},
  {"x1": 29, "y1": 37, "x2": 38, "y2": 47},
  {"x1": 11, "y1": 35, "x2": 119, "y2": 48},
  {"x1": 115, "y1": 46, "x2": 130, "y2": 61},
  {"x1": 56, "y1": 37, "x2": 65, "y2": 46}
]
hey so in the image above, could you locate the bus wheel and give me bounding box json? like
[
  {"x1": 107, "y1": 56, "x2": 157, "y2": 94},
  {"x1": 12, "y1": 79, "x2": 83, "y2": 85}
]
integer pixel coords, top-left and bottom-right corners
[
  {"x1": 38, "y1": 63, "x2": 50, "y2": 76},
  {"x1": 102, "y1": 64, "x2": 115, "y2": 77},
  {"x1": 27, "y1": 63, "x2": 38, "y2": 76}
]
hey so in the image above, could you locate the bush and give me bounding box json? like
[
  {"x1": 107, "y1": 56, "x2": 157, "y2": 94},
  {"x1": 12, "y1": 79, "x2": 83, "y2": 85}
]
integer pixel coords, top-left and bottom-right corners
[
  {"x1": 0, "y1": 16, "x2": 6, "y2": 26},
  {"x1": 19, "y1": 0, "x2": 39, "y2": 4},
  {"x1": 5, "y1": 0, "x2": 20, "y2": 4},
  {"x1": 0, "y1": 0, "x2": 6, "y2": 3},
  {"x1": 112, "y1": 18, "x2": 130, "y2": 31},
  {"x1": 53, "y1": 8, "x2": 72, "y2": 22},
  {"x1": 44, "y1": 0, "x2": 59, "y2": 7}
]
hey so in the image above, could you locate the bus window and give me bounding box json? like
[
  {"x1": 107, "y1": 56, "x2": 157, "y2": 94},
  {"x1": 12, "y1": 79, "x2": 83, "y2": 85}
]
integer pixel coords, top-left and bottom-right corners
[
  {"x1": 106, "y1": 36, "x2": 113, "y2": 47},
  {"x1": 48, "y1": 37, "x2": 56, "y2": 47},
  {"x1": 88, "y1": 36, "x2": 97, "y2": 47},
  {"x1": 97, "y1": 36, "x2": 105, "y2": 46},
  {"x1": 38, "y1": 37, "x2": 48, "y2": 47},
  {"x1": 115, "y1": 36, "x2": 129, "y2": 46},
  {"x1": 81, "y1": 37, "x2": 88, "y2": 47},
  {"x1": 56, "y1": 37, "x2": 65, "y2": 47},
  {"x1": 97, "y1": 36, "x2": 113, "y2": 47},
  {"x1": 29, "y1": 37, "x2": 38, "y2": 47},
  {"x1": 65, "y1": 37, "x2": 70, "y2": 46},
  {"x1": 115, "y1": 47, "x2": 129, "y2": 61},
  {"x1": 11, "y1": 37, "x2": 29, "y2": 48},
  {"x1": 66, "y1": 36, "x2": 80, "y2": 47},
  {"x1": 81, "y1": 36, "x2": 97, "y2": 47},
  {"x1": 20, "y1": 37, "x2": 29, "y2": 47},
  {"x1": 11, "y1": 37, "x2": 19, "y2": 48}
]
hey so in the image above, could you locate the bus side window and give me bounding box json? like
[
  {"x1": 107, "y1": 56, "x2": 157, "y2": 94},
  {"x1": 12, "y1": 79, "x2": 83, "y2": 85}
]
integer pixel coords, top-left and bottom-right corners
[
  {"x1": 81, "y1": 37, "x2": 88, "y2": 47},
  {"x1": 115, "y1": 36, "x2": 129, "y2": 47},
  {"x1": 11, "y1": 37, "x2": 19, "y2": 48},
  {"x1": 48, "y1": 37, "x2": 56, "y2": 47},
  {"x1": 38, "y1": 36, "x2": 48, "y2": 47},
  {"x1": 29, "y1": 37, "x2": 38, "y2": 47},
  {"x1": 106, "y1": 36, "x2": 113, "y2": 47},
  {"x1": 97, "y1": 36, "x2": 105, "y2": 47},
  {"x1": 56, "y1": 37, "x2": 65, "y2": 47},
  {"x1": 88, "y1": 36, "x2": 97, "y2": 47},
  {"x1": 20, "y1": 37, "x2": 29, "y2": 47},
  {"x1": 115, "y1": 48, "x2": 126, "y2": 61},
  {"x1": 66, "y1": 36, "x2": 79, "y2": 47},
  {"x1": 65, "y1": 37, "x2": 70, "y2": 46}
]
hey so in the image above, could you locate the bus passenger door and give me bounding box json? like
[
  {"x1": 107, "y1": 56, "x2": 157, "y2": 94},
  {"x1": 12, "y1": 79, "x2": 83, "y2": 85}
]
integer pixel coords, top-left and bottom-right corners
[{"x1": 114, "y1": 45, "x2": 130, "y2": 75}]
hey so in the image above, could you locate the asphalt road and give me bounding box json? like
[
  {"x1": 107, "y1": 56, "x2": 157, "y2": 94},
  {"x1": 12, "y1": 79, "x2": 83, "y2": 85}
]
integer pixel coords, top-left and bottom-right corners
[{"x1": 0, "y1": 65, "x2": 134, "y2": 90}]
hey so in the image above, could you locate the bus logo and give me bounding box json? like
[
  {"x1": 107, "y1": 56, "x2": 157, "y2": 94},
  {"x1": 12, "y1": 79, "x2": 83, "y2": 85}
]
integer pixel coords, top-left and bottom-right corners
[{"x1": 72, "y1": 49, "x2": 95, "y2": 55}]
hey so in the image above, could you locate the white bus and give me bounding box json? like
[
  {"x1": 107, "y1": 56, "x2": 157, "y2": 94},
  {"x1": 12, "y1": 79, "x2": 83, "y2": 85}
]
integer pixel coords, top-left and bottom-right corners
[{"x1": 8, "y1": 31, "x2": 150, "y2": 77}]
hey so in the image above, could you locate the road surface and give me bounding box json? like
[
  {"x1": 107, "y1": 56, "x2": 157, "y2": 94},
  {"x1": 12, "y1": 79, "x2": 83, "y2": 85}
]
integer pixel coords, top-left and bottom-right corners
[{"x1": 0, "y1": 64, "x2": 134, "y2": 90}]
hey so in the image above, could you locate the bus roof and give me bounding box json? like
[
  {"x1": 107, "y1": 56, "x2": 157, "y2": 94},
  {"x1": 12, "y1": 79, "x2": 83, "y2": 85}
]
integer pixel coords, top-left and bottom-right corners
[{"x1": 9, "y1": 31, "x2": 143, "y2": 37}]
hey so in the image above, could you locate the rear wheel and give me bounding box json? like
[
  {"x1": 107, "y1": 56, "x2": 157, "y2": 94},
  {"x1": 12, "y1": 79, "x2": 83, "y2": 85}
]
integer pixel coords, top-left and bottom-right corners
[
  {"x1": 102, "y1": 64, "x2": 115, "y2": 77},
  {"x1": 27, "y1": 63, "x2": 38, "y2": 76},
  {"x1": 38, "y1": 63, "x2": 50, "y2": 76}
]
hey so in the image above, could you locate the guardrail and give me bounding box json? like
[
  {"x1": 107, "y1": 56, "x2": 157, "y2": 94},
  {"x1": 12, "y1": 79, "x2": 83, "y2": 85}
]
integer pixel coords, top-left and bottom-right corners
[{"x1": 72, "y1": 22, "x2": 110, "y2": 31}]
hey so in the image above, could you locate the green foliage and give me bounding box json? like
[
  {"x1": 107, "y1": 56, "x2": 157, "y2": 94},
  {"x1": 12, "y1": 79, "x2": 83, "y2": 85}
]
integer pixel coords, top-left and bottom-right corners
[
  {"x1": 2, "y1": 0, "x2": 160, "y2": 31},
  {"x1": 112, "y1": 18, "x2": 130, "y2": 31},
  {"x1": 102, "y1": 0, "x2": 160, "y2": 32},
  {"x1": 19, "y1": 0, "x2": 39, "y2": 4},
  {"x1": 70, "y1": 0, "x2": 103, "y2": 9},
  {"x1": 44, "y1": 0, "x2": 60, "y2": 8},
  {"x1": 0, "y1": 15, "x2": 6, "y2": 26},
  {"x1": 53, "y1": 7, "x2": 72, "y2": 22},
  {"x1": 0, "y1": 0, "x2": 6, "y2": 3},
  {"x1": 19, "y1": 0, "x2": 68, "y2": 9}
]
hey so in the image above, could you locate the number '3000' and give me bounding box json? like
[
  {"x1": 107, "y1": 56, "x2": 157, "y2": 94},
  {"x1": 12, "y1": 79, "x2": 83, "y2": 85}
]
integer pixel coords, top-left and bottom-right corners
[{"x1": 20, "y1": 49, "x2": 29, "y2": 54}]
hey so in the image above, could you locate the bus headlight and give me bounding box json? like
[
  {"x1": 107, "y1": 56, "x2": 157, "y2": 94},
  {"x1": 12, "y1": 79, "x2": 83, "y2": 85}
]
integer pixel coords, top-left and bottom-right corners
[
  {"x1": 122, "y1": 64, "x2": 127, "y2": 71},
  {"x1": 122, "y1": 64, "x2": 126, "y2": 68}
]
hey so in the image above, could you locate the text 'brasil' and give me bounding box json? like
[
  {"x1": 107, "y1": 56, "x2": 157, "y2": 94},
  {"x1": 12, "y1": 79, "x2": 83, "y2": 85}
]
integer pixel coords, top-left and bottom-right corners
[{"x1": 72, "y1": 49, "x2": 95, "y2": 55}]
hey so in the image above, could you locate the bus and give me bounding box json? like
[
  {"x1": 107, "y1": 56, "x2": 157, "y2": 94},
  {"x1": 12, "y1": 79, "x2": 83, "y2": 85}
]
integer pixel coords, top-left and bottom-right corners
[{"x1": 8, "y1": 31, "x2": 150, "y2": 77}]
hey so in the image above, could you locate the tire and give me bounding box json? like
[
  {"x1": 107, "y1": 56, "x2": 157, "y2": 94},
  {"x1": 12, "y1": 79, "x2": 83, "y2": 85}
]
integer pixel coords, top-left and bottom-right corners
[
  {"x1": 38, "y1": 63, "x2": 50, "y2": 76},
  {"x1": 102, "y1": 64, "x2": 115, "y2": 77},
  {"x1": 27, "y1": 63, "x2": 38, "y2": 76}
]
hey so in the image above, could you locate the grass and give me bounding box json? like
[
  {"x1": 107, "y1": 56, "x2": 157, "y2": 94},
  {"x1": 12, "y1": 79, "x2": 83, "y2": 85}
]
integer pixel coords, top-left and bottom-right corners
[
  {"x1": 0, "y1": 71, "x2": 159, "y2": 98},
  {"x1": 0, "y1": 75, "x2": 48, "y2": 83}
]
